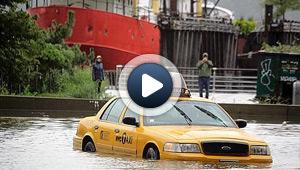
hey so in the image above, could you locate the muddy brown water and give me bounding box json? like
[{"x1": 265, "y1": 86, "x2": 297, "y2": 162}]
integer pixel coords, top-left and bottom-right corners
[{"x1": 0, "y1": 117, "x2": 299, "y2": 169}]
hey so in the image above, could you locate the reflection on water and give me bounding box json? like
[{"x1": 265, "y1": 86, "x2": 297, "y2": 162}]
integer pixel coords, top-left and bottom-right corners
[{"x1": 0, "y1": 117, "x2": 299, "y2": 169}]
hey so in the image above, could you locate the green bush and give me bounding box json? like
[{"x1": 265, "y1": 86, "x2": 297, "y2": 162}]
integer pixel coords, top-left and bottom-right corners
[
  {"x1": 262, "y1": 42, "x2": 300, "y2": 54},
  {"x1": 0, "y1": 84, "x2": 9, "y2": 95},
  {"x1": 0, "y1": 1, "x2": 109, "y2": 99},
  {"x1": 234, "y1": 18, "x2": 256, "y2": 36}
]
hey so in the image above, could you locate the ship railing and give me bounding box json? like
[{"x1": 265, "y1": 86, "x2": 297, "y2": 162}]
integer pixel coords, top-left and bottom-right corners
[
  {"x1": 27, "y1": 0, "x2": 157, "y2": 23},
  {"x1": 158, "y1": 13, "x2": 238, "y2": 33},
  {"x1": 106, "y1": 66, "x2": 257, "y2": 94}
]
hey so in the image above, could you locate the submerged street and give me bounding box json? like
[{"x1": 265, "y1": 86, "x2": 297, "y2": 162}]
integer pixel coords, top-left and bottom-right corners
[
  {"x1": 0, "y1": 117, "x2": 299, "y2": 169},
  {"x1": 1, "y1": 0, "x2": 300, "y2": 169}
]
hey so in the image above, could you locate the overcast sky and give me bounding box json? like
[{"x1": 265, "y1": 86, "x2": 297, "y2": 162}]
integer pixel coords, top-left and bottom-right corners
[
  {"x1": 219, "y1": 0, "x2": 300, "y2": 21},
  {"x1": 139, "y1": 0, "x2": 300, "y2": 21},
  {"x1": 139, "y1": 0, "x2": 150, "y2": 6}
]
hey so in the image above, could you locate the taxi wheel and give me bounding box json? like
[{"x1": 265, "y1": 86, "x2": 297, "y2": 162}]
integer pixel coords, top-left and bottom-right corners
[
  {"x1": 83, "y1": 141, "x2": 96, "y2": 152},
  {"x1": 145, "y1": 147, "x2": 159, "y2": 160}
]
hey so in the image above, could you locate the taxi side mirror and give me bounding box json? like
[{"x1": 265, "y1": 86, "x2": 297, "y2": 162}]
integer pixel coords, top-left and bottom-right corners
[
  {"x1": 123, "y1": 117, "x2": 139, "y2": 127},
  {"x1": 180, "y1": 88, "x2": 191, "y2": 97},
  {"x1": 235, "y1": 119, "x2": 247, "y2": 128}
]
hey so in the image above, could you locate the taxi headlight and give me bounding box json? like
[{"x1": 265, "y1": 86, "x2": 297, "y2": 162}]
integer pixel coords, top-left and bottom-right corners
[
  {"x1": 250, "y1": 145, "x2": 271, "y2": 155},
  {"x1": 164, "y1": 143, "x2": 201, "y2": 153}
]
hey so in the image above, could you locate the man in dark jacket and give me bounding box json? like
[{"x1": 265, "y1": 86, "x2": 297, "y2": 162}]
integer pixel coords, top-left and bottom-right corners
[
  {"x1": 92, "y1": 55, "x2": 104, "y2": 93},
  {"x1": 196, "y1": 52, "x2": 213, "y2": 98}
]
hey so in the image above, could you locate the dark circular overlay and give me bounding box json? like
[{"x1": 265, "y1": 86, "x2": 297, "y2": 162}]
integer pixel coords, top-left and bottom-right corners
[
  {"x1": 118, "y1": 54, "x2": 183, "y2": 116},
  {"x1": 127, "y1": 63, "x2": 173, "y2": 108}
]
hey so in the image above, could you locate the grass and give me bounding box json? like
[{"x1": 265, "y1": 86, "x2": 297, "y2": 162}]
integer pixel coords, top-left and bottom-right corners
[
  {"x1": 56, "y1": 68, "x2": 111, "y2": 99},
  {"x1": 0, "y1": 68, "x2": 112, "y2": 100}
]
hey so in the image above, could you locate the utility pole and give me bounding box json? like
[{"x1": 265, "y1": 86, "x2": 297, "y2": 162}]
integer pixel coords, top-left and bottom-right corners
[
  {"x1": 163, "y1": 0, "x2": 167, "y2": 14},
  {"x1": 190, "y1": 0, "x2": 194, "y2": 17},
  {"x1": 204, "y1": 0, "x2": 207, "y2": 18}
]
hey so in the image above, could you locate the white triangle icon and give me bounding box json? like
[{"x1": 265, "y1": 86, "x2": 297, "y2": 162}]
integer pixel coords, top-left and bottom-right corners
[{"x1": 142, "y1": 74, "x2": 163, "y2": 98}]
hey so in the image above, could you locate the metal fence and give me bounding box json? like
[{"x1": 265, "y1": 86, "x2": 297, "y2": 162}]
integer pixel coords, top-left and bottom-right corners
[
  {"x1": 104, "y1": 70, "x2": 117, "y2": 90},
  {"x1": 105, "y1": 66, "x2": 258, "y2": 93},
  {"x1": 1, "y1": 67, "x2": 256, "y2": 94},
  {"x1": 178, "y1": 67, "x2": 257, "y2": 93}
]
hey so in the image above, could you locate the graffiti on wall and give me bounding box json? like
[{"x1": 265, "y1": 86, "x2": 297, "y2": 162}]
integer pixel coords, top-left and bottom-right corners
[{"x1": 260, "y1": 59, "x2": 274, "y2": 92}]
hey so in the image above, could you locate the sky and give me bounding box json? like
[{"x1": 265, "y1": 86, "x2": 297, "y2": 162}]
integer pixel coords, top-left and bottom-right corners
[
  {"x1": 139, "y1": 0, "x2": 300, "y2": 21},
  {"x1": 139, "y1": 0, "x2": 150, "y2": 7},
  {"x1": 218, "y1": 0, "x2": 300, "y2": 21}
]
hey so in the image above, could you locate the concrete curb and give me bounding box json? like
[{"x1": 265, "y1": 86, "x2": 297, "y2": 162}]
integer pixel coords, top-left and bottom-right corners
[{"x1": 0, "y1": 95, "x2": 299, "y2": 123}]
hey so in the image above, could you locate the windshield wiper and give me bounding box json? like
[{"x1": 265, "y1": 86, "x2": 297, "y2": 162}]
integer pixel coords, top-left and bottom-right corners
[
  {"x1": 173, "y1": 105, "x2": 192, "y2": 126},
  {"x1": 194, "y1": 105, "x2": 228, "y2": 127}
]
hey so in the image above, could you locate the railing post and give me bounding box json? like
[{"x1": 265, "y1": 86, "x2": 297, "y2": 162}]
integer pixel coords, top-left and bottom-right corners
[
  {"x1": 122, "y1": 0, "x2": 125, "y2": 15},
  {"x1": 148, "y1": 9, "x2": 150, "y2": 22},
  {"x1": 106, "y1": 0, "x2": 108, "y2": 11},
  {"x1": 212, "y1": 67, "x2": 217, "y2": 96},
  {"x1": 115, "y1": 65, "x2": 123, "y2": 90}
]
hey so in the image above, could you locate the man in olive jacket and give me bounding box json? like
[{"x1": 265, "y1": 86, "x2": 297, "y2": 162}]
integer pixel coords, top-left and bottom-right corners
[{"x1": 196, "y1": 53, "x2": 213, "y2": 98}]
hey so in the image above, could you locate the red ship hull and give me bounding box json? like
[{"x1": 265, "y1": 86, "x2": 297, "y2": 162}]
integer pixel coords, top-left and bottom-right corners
[{"x1": 28, "y1": 6, "x2": 160, "y2": 69}]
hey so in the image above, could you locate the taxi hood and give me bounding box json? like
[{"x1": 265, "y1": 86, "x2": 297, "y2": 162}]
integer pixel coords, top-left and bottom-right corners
[{"x1": 146, "y1": 125, "x2": 263, "y2": 143}]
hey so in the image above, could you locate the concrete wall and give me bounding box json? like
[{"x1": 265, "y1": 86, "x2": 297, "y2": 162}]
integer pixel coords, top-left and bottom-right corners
[
  {"x1": 220, "y1": 103, "x2": 293, "y2": 123},
  {"x1": 0, "y1": 95, "x2": 299, "y2": 123},
  {"x1": 0, "y1": 95, "x2": 105, "y2": 118}
]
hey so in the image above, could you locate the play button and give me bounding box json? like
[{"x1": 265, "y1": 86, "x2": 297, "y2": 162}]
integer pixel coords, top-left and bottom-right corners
[
  {"x1": 118, "y1": 54, "x2": 183, "y2": 116},
  {"x1": 127, "y1": 63, "x2": 173, "y2": 108},
  {"x1": 142, "y1": 74, "x2": 163, "y2": 98}
]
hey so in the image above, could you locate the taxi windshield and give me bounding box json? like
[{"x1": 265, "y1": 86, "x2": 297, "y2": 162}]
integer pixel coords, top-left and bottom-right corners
[{"x1": 143, "y1": 101, "x2": 236, "y2": 127}]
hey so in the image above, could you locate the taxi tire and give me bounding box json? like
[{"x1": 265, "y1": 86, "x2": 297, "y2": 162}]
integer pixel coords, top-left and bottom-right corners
[
  {"x1": 83, "y1": 141, "x2": 96, "y2": 152},
  {"x1": 145, "y1": 147, "x2": 159, "y2": 160}
]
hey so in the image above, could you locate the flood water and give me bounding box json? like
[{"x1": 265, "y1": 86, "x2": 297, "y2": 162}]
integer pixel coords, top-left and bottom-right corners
[{"x1": 0, "y1": 117, "x2": 299, "y2": 170}]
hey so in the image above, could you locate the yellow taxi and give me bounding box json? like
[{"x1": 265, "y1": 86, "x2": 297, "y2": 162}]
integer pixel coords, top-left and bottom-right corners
[{"x1": 73, "y1": 97, "x2": 272, "y2": 163}]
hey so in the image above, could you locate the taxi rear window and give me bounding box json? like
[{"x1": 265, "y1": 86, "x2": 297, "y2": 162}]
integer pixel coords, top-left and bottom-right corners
[
  {"x1": 100, "y1": 99, "x2": 128, "y2": 123},
  {"x1": 100, "y1": 99, "x2": 117, "y2": 120},
  {"x1": 106, "y1": 99, "x2": 126, "y2": 123}
]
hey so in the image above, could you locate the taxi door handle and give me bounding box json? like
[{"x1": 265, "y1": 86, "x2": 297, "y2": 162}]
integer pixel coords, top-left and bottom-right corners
[
  {"x1": 94, "y1": 125, "x2": 99, "y2": 130},
  {"x1": 114, "y1": 129, "x2": 120, "y2": 133}
]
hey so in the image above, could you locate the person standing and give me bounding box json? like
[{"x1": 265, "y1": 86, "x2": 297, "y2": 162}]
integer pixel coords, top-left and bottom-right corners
[
  {"x1": 196, "y1": 52, "x2": 213, "y2": 98},
  {"x1": 92, "y1": 55, "x2": 104, "y2": 93}
]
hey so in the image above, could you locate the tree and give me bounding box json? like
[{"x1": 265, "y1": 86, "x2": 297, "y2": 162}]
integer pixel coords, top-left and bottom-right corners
[
  {"x1": 264, "y1": 0, "x2": 300, "y2": 19},
  {"x1": 47, "y1": 11, "x2": 75, "y2": 44},
  {"x1": 0, "y1": 1, "x2": 84, "y2": 94},
  {"x1": 0, "y1": 3, "x2": 45, "y2": 93},
  {"x1": 0, "y1": 0, "x2": 26, "y2": 7},
  {"x1": 233, "y1": 18, "x2": 256, "y2": 36}
]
